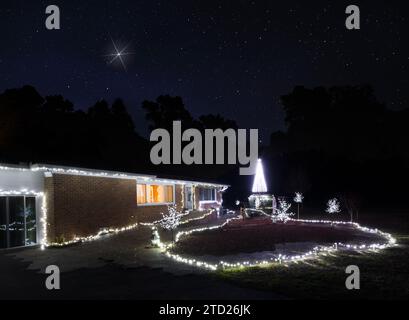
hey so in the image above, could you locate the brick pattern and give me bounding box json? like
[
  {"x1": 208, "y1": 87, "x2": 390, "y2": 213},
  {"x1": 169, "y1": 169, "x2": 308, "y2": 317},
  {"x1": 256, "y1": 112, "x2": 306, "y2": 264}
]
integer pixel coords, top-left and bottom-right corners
[
  {"x1": 44, "y1": 174, "x2": 223, "y2": 243},
  {"x1": 45, "y1": 174, "x2": 184, "y2": 243},
  {"x1": 45, "y1": 174, "x2": 139, "y2": 243},
  {"x1": 175, "y1": 184, "x2": 183, "y2": 211}
]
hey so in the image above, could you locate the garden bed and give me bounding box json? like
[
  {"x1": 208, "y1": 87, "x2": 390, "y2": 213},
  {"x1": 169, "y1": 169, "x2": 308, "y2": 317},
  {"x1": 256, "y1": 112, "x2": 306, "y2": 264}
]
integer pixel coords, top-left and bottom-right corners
[{"x1": 171, "y1": 217, "x2": 386, "y2": 257}]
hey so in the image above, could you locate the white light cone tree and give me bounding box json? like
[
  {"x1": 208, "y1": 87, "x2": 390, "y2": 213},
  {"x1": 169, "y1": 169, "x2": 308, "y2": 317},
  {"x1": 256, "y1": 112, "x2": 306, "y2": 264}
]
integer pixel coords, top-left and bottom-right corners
[{"x1": 252, "y1": 159, "x2": 267, "y2": 193}]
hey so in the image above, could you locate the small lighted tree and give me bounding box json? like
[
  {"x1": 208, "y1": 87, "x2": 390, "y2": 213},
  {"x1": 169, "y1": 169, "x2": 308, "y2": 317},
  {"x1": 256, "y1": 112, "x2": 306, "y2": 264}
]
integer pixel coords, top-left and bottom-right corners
[
  {"x1": 293, "y1": 192, "x2": 304, "y2": 219},
  {"x1": 272, "y1": 199, "x2": 294, "y2": 223},
  {"x1": 326, "y1": 198, "x2": 341, "y2": 214},
  {"x1": 159, "y1": 204, "x2": 182, "y2": 242},
  {"x1": 254, "y1": 197, "x2": 261, "y2": 209}
]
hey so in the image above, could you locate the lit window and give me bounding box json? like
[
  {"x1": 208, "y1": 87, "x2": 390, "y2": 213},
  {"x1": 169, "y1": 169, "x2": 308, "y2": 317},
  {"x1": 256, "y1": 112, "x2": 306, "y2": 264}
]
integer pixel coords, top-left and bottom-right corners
[
  {"x1": 136, "y1": 184, "x2": 146, "y2": 204},
  {"x1": 137, "y1": 184, "x2": 174, "y2": 204}
]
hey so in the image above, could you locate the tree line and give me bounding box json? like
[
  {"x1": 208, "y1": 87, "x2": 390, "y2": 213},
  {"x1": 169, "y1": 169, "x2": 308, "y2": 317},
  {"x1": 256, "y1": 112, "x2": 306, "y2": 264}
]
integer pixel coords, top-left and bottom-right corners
[{"x1": 1, "y1": 84, "x2": 408, "y2": 209}]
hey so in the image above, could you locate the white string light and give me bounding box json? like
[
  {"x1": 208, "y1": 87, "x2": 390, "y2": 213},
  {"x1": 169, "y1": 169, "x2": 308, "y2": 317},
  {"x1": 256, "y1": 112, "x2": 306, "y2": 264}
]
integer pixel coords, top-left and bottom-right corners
[
  {"x1": 29, "y1": 165, "x2": 228, "y2": 189},
  {"x1": 1, "y1": 164, "x2": 228, "y2": 248},
  {"x1": 179, "y1": 210, "x2": 214, "y2": 225},
  {"x1": 47, "y1": 222, "x2": 139, "y2": 247},
  {"x1": 154, "y1": 216, "x2": 397, "y2": 271},
  {"x1": 252, "y1": 159, "x2": 267, "y2": 193},
  {"x1": 326, "y1": 198, "x2": 341, "y2": 214},
  {"x1": 0, "y1": 189, "x2": 48, "y2": 249}
]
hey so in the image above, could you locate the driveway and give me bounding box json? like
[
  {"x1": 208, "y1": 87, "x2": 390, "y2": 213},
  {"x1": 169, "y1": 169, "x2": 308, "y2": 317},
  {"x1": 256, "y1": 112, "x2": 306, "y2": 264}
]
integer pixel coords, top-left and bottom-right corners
[{"x1": 0, "y1": 222, "x2": 285, "y2": 300}]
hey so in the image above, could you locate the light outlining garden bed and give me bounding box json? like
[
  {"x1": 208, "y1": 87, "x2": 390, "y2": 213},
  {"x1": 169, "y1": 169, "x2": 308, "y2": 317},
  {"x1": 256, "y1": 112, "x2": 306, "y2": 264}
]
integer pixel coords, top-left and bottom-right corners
[
  {"x1": 155, "y1": 216, "x2": 397, "y2": 271},
  {"x1": 45, "y1": 209, "x2": 214, "y2": 248}
]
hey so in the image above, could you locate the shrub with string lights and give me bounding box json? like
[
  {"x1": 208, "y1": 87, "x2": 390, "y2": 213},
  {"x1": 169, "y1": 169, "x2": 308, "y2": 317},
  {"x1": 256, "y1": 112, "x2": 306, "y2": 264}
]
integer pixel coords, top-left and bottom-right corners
[
  {"x1": 271, "y1": 199, "x2": 294, "y2": 223},
  {"x1": 158, "y1": 204, "x2": 183, "y2": 242},
  {"x1": 293, "y1": 192, "x2": 304, "y2": 219},
  {"x1": 326, "y1": 198, "x2": 341, "y2": 214}
]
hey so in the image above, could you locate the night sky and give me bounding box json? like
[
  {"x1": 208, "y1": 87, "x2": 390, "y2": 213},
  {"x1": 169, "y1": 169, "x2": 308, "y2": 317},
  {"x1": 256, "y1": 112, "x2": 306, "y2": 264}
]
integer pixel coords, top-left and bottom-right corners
[{"x1": 0, "y1": 0, "x2": 408, "y2": 142}]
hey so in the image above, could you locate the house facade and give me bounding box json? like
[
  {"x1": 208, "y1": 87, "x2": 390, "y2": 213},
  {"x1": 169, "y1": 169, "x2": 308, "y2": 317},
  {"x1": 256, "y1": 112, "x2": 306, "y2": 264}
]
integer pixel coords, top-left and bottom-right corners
[{"x1": 0, "y1": 163, "x2": 227, "y2": 249}]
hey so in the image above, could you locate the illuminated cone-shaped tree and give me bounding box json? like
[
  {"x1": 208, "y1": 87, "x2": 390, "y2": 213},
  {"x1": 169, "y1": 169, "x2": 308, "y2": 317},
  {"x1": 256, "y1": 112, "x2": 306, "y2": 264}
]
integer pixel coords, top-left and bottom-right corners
[
  {"x1": 248, "y1": 159, "x2": 277, "y2": 215},
  {"x1": 252, "y1": 159, "x2": 267, "y2": 193}
]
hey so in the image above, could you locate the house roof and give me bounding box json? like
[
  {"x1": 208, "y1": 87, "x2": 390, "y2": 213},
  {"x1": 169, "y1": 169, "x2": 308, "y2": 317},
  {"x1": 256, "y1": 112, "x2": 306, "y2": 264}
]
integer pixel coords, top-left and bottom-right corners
[{"x1": 1, "y1": 163, "x2": 229, "y2": 188}]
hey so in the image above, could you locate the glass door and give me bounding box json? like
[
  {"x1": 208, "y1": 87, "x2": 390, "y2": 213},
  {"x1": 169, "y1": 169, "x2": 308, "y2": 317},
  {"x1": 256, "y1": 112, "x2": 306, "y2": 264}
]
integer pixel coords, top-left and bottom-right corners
[
  {"x1": 0, "y1": 198, "x2": 7, "y2": 249},
  {"x1": 0, "y1": 196, "x2": 37, "y2": 249},
  {"x1": 8, "y1": 197, "x2": 25, "y2": 247},
  {"x1": 25, "y1": 197, "x2": 37, "y2": 245}
]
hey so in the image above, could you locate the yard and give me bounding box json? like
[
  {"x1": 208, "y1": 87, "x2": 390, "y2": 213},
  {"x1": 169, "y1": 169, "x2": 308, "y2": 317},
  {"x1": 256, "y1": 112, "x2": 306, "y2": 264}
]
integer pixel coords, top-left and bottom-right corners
[
  {"x1": 171, "y1": 217, "x2": 385, "y2": 257},
  {"x1": 1, "y1": 209, "x2": 407, "y2": 300},
  {"x1": 213, "y1": 211, "x2": 409, "y2": 299}
]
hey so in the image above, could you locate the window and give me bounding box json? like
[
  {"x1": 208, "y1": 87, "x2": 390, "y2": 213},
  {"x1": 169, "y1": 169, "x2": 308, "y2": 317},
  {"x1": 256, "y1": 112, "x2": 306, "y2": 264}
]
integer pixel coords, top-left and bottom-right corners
[
  {"x1": 137, "y1": 184, "x2": 174, "y2": 205},
  {"x1": 199, "y1": 188, "x2": 216, "y2": 201},
  {"x1": 137, "y1": 184, "x2": 146, "y2": 204}
]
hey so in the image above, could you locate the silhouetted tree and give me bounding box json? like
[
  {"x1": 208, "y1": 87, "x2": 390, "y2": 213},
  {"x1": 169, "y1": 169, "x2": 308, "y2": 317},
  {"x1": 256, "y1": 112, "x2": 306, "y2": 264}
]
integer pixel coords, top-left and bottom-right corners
[
  {"x1": 142, "y1": 95, "x2": 197, "y2": 132},
  {"x1": 268, "y1": 84, "x2": 409, "y2": 208},
  {"x1": 199, "y1": 114, "x2": 238, "y2": 130},
  {"x1": 0, "y1": 85, "x2": 149, "y2": 171}
]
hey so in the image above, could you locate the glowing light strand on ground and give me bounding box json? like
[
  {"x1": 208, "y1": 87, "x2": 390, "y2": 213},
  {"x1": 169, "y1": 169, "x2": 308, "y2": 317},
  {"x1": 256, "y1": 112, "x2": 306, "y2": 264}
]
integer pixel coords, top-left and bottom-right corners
[
  {"x1": 155, "y1": 216, "x2": 397, "y2": 271},
  {"x1": 46, "y1": 222, "x2": 140, "y2": 247},
  {"x1": 1, "y1": 165, "x2": 226, "y2": 247},
  {"x1": 178, "y1": 210, "x2": 214, "y2": 225}
]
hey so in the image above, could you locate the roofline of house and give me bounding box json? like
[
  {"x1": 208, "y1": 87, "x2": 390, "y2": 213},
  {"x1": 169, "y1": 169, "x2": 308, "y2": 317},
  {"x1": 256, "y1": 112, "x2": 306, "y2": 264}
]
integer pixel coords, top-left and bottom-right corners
[{"x1": 0, "y1": 163, "x2": 229, "y2": 189}]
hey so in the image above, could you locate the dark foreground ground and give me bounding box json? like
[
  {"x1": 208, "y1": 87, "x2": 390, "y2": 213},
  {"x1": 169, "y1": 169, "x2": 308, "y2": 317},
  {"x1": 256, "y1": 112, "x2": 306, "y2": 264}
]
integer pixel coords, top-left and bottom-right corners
[
  {"x1": 0, "y1": 253, "x2": 281, "y2": 300},
  {"x1": 0, "y1": 210, "x2": 407, "y2": 300},
  {"x1": 0, "y1": 212, "x2": 283, "y2": 300},
  {"x1": 216, "y1": 210, "x2": 409, "y2": 299}
]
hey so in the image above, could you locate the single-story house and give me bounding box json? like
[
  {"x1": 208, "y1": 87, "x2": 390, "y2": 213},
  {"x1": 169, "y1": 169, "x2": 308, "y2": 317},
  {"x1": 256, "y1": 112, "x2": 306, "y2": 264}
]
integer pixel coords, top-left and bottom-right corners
[{"x1": 0, "y1": 163, "x2": 228, "y2": 249}]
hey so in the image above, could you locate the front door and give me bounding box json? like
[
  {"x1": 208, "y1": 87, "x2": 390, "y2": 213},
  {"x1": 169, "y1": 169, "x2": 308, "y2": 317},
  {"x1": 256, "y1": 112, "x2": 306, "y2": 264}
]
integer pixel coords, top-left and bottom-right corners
[{"x1": 184, "y1": 185, "x2": 193, "y2": 210}]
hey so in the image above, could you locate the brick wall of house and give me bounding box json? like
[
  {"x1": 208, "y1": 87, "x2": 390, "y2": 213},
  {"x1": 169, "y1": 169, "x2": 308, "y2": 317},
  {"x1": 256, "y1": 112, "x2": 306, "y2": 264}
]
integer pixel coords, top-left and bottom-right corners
[
  {"x1": 44, "y1": 174, "x2": 187, "y2": 243},
  {"x1": 175, "y1": 184, "x2": 183, "y2": 211},
  {"x1": 45, "y1": 174, "x2": 139, "y2": 243}
]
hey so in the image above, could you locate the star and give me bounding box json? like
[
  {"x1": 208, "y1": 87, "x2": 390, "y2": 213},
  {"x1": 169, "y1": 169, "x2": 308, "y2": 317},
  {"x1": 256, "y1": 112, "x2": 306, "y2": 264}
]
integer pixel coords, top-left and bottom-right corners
[{"x1": 104, "y1": 37, "x2": 134, "y2": 71}]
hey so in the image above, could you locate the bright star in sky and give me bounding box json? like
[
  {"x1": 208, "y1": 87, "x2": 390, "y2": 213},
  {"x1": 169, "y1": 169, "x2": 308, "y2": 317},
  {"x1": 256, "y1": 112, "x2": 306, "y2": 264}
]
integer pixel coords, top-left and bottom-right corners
[{"x1": 104, "y1": 38, "x2": 134, "y2": 71}]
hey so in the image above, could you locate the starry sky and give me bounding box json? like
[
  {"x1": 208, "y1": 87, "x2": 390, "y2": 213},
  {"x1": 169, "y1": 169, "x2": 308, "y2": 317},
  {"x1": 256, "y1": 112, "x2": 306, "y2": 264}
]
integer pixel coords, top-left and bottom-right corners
[{"x1": 0, "y1": 0, "x2": 408, "y2": 142}]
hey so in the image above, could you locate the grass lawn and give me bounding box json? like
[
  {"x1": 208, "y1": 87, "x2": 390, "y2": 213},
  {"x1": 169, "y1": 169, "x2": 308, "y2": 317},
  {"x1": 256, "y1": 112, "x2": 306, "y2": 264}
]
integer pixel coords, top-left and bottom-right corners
[{"x1": 213, "y1": 211, "x2": 409, "y2": 299}]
